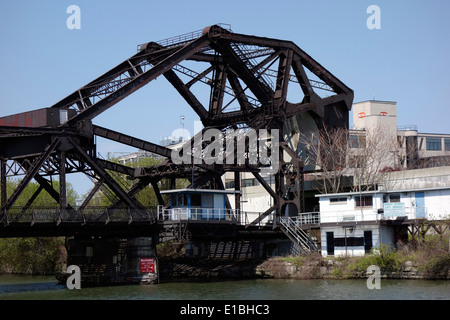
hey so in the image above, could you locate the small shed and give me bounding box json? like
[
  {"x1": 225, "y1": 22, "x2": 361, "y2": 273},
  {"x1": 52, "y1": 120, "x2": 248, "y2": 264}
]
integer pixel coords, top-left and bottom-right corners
[{"x1": 160, "y1": 189, "x2": 240, "y2": 220}]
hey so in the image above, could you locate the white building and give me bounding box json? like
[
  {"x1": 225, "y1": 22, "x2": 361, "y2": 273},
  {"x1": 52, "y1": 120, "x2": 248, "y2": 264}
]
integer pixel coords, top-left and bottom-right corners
[
  {"x1": 222, "y1": 100, "x2": 450, "y2": 256},
  {"x1": 315, "y1": 165, "x2": 450, "y2": 257},
  {"x1": 317, "y1": 186, "x2": 450, "y2": 257},
  {"x1": 351, "y1": 100, "x2": 450, "y2": 170}
]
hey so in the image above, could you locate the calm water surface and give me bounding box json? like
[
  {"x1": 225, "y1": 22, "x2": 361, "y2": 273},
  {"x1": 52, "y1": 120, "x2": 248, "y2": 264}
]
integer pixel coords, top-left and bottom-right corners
[{"x1": 0, "y1": 275, "x2": 448, "y2": 300}]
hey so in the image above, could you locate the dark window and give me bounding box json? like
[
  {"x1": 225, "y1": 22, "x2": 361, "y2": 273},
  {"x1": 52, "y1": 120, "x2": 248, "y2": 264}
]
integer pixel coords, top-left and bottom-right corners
[
  {"x1": 172, "y1": 195, "x2": 178, "y2": 206},
  {"x1": 330, "y1": 197, "x2": 347, "y2": 204},
  {"x1": 334, "y1": 237, "x2": 364, "y2": 247},
  {"x1": 263, "y1": 176, "x2": 274, "y2": 185},
  {"x1": 445, "y1": 139, "x2": 450, "y2": 151},
  {"x1": 191, "y1": 194, "x2": 201, "y2": 207},
  {"x1": 355, "y1": 195, "x2": 373, "y2": 208},
  {"x1": 242, "y1": 178, "x2": 258, "y2": 187},
  {"x1": 348, "y1": 134, "x2": 366, "y2": 148},
  {"x1": 389, "y1": 194, "x2": 400, "y2": 203},
  {"x1": 225, "y1": 180, "x2": 235, "y2": 189},
  {"x1": 426, "y1": 138, "x2": 442, "y2": 151},
  {"x1": 348, "y1": 135, "x2": 359, "y2": 148}
]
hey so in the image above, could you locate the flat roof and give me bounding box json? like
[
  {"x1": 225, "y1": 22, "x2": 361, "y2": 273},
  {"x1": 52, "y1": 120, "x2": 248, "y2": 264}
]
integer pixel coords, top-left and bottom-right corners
[
  {"x1": 353, "y1": 100, "x2": 397, "y2": 105},
  {"x1": 315, "y1": 186, "x2": 450, "y2": 198},
  {"x1": 160, "y1": 188, "x2": 241, "y2": 195}
]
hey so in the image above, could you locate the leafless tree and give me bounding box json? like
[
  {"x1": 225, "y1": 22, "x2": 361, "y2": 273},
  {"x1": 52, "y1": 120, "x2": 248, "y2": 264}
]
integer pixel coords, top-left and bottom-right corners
[
  {"x1": 348, "y1": 124, "x2": 399, "y2": 191},
  {"x1": 296, "y1": 124, "x2": 399, "y2": 194},
  {"x1": 296, "y1": 126, "x2": 350, "y2": 194}
]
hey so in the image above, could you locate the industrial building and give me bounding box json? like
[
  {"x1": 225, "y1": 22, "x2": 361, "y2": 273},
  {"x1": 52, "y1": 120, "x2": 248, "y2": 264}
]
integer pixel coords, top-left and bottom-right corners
[
  {"x1": 317, "y1": 168, "x2": 450, "y2": 257},
  {"x1": 351, "y1": 100, "x2": 450, "y2": 170},
  {"x1": 224, "y1": 100, "x2": 450, "y2": 256}
]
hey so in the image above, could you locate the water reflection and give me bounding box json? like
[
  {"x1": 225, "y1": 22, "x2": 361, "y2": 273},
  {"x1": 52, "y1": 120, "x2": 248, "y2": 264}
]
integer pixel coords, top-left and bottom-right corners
[{"x1": 0, "y1": 276, "x2": 448, "y2": 300}]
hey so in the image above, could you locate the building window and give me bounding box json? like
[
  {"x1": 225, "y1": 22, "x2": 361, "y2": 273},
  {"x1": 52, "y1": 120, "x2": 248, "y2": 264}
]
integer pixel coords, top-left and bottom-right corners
[
  {"x1": 445, "y1": 139, "x2": 450, "y2": 151},
  {"x1": 242, "y1": 178, "x2": 259, "y2": 187},
  {"x1": 355, "y1": 195, "x2": 373, "y2": 208},
  {"x1": 191, "y1": 194, "x2": 201, "y2": 207},
  {"x1": 330, "y1": 197, "x2": 347, "y2": 204},
  {"x1": 426, "y1": 138, "x2": 442, "y2": 151},
  {"x1": 263, "y1": 176, "x2": 274, "y2": 185},
  {"x1": 384, "y1": 193, "x2": 400, "y2": 203},
  {"x1": 225, "y1": 180, "x2": 235, "y2": 189},
  {"x1": 389, "y1": 194, "x2": 401, "y2": 202},
  {"x1": 348, "y1": 134, "x2": 366, "y2": 148}
]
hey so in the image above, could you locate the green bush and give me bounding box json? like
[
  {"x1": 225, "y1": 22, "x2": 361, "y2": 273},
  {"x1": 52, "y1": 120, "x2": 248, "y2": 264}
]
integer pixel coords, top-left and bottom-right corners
[
  {"x1": 0, "y1": 237, "x2": 66, "y2": 274},
  {"x1": 412, "y1": 236, "x2": 450, "y2": 278},
  {"x1": 347, "y1": 245, "x2": 405, "y2": 274}
]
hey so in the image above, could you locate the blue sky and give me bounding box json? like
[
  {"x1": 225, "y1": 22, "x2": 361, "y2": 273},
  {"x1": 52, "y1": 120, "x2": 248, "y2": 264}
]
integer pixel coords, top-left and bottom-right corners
[{"x1": 0, "y1": 0, "x2": 449, "y2": 196}]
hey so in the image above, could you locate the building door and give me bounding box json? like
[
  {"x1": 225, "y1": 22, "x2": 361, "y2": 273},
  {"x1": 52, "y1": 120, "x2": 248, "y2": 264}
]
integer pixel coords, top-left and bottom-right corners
[
  {"x1": 202, "y1": 194, "x2": 213, "y2": 219},
  {"x1": 364, "y1": 231, "x2": 373, "y2": 254},
  {"x1": 415, "y1": 192, "x2": 426, "y2": 218},
  {"x1": 326, "y1": 232, "x2": 334, "y2": 256},
  {"x1": 213, "y1": 193, "x2": 225, "y2": 219}
]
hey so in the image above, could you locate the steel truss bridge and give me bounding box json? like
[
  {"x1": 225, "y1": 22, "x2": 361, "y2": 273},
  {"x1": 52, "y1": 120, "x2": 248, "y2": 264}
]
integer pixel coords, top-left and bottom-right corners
[{"x1": 0, "y1": 24, "x2": 353, "y2": 253}]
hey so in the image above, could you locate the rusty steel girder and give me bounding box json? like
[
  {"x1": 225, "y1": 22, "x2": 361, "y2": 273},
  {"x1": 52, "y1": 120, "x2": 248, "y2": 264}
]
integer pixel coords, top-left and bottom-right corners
[{"x1": 0, "y1": 24, "x2": 353, "y2": 232}]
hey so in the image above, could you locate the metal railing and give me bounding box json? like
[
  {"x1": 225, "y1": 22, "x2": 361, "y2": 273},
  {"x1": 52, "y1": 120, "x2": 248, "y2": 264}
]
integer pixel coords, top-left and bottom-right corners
[
  {"x1": 157, "y1": 206, "x2": 273, "y2": 227},
  {"x1": 297, "y1": 212, "x2": 320, "y2": 225},
  {"x1": 319, "y1": 207, "x2": 429, "y2": 224},
  {"x1": 158, "y1": 207, "x2": 239, "y2": 222},
  {"x1": 2, "y1": 206, "x2": 156, "y2": 225},
  {"x1": 137, "y1": 23, "x2": 232, "y2": 51},
  {"x1": 279, "y1": 216, "x2": 319, "y2": 253}
]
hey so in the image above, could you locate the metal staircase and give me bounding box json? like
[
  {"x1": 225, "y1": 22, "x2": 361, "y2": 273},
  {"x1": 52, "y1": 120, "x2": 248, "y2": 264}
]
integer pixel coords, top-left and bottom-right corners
[{"x1": 278, "y1": 216, "x2": 319, "y2": 255}]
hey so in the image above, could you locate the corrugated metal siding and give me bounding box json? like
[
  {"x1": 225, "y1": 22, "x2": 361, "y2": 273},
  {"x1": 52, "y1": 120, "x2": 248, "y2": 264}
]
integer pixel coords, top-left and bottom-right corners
[{"x1": 0, "y1": 108, "x2": 48, "y2": 127}]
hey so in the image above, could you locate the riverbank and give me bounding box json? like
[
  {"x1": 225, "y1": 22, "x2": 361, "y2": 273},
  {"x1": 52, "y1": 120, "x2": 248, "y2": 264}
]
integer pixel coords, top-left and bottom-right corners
[
  {"x1": 157, "y1": 254, "x2": 449, "y2": 281},
  {"x1": 255, "y1": 254, "x2": 450, "y2": 280},
  {"x1": 158, "y1": 238, "x2": 450, "y2": 281}
]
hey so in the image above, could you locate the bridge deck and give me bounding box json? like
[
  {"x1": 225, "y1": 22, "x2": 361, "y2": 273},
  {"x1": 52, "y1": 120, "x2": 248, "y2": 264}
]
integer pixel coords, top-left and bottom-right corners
[{"x1": 0, "y1": 206, "x2": 279, "y2": 240}]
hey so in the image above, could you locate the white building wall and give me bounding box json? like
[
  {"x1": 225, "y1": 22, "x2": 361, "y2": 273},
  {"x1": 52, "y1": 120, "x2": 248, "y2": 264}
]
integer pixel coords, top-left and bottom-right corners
[
  {"x1": 226, "y1": 186, "x2": 274, "y2": 225},
  {"x1": 352, "y1": 100, "x2": 398, "y2": 138},
  {"x1": 382, "y1": 166, "x2": 450, "y2": 191},
  {"x1": 318, "y1": 187, "x2": 450, "y2": 257},
  {"x1": 320, "y1": 223, "x2": 397, "y2": 258},
  {"x1": 379, "y1": 225, "x2": 396, "y2": 249},
  {"x1": 318, "y1": 187, "x2": 450, "y2": 222},
  {"x1": 424, "y1": 189, "x2": 450, "y2": 220},
  {"x1": 318, "y1": 193, "x2": 384, "y2": 223}
]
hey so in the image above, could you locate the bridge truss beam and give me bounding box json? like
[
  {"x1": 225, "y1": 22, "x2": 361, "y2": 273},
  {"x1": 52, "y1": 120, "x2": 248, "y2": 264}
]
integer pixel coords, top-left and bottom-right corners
[{"x1": 0, "y1": 24, "x2": 353, "y2": 237}]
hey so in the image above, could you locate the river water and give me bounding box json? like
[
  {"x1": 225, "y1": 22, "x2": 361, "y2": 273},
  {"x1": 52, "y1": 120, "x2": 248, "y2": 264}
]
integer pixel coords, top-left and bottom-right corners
[{"x1": 0, "y1": 275, "x2": 448, "y2": 300}]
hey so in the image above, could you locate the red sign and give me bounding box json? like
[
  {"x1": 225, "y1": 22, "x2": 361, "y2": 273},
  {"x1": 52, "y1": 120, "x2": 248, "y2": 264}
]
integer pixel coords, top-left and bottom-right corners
[
  {"x1": 358, "y1": 112, "x2": 365, "y2": 118},
  {"x1": 380, "y1": 111, "x2": 388, "y2": 116},
  {"x1": 140, "y1": 258, "x2": 155, "y2": 273}
]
